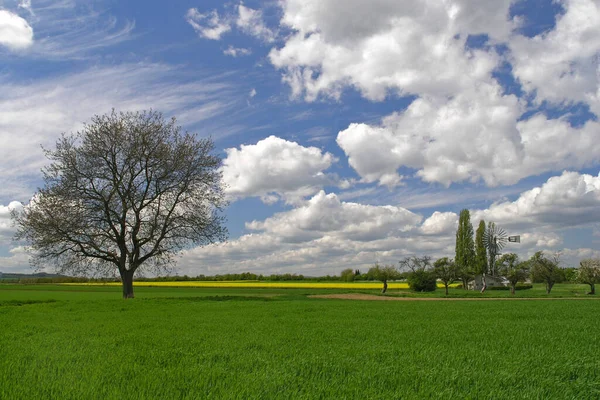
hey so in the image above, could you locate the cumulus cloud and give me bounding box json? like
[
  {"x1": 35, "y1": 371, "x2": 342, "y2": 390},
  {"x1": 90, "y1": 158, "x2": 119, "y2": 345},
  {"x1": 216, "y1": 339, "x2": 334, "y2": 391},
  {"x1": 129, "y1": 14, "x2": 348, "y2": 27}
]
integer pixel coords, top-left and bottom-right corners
[
  {"x1": 186, "y1": 8, "x2": 231, "y2": 40},
  {"x1": 186, "y1": 4, "x2": 275, "y2": 43},
  {"x1": 223, "y1": 45, "x2": 252, "y2": 57},
  {"x1": 0, "y1": 246, "x2": 33, "y2": 273},
  {"x1": 510, "y1": 0, "x2": 600, "y2": 115},
  {"x1": 337, "y1": 85, "x2": 600, "y2": 187},
  {"x1": 0, "y1": 201, "x2": 22, "y2": 233},
  {"x1": 246, "y1": 190, "x2": 422, "y2": 242},
  {"x1": 179, "y1": 191, "x2": 437, "y2": 275},
  {"x1": 236, "y1": 4, "x2": 275, "y2": 42},
  {"x1": 270, "y1": 0, "x2": 513, "y2": 101},
  {"x1": 222, "y1": 136, "x2": 337, "y2": 204},
  {"x1": 420, "y1": 212, "x2": 458, "y2": 235},
  {"x1": 0, "y1": 9, "x2": 33, "y2": 50},
  {"x1": 471, "y1": 171, "x2": 600, "y2": 229},
  {"x1": 176, "y1": 170, "x2": 600, "y2": 276}
]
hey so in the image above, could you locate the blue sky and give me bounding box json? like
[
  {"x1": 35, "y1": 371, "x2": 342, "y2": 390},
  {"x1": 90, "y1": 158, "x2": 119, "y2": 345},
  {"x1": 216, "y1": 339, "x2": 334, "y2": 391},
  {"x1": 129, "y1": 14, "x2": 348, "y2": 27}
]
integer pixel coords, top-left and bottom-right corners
[{"x1": 1, "y1": 0, "x2": 600, "y2": 275}]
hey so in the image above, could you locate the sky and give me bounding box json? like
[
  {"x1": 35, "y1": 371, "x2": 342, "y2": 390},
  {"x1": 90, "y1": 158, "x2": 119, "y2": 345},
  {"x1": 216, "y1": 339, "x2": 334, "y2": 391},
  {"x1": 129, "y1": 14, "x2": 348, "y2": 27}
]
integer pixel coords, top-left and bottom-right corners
[{"x1": 1, "y1": 0, "x2": 600, "y2": 276}]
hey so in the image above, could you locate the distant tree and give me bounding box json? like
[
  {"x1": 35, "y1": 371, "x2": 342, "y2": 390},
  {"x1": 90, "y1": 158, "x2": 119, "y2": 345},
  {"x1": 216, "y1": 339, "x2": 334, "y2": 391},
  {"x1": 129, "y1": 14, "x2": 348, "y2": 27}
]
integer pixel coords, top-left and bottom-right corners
[
  {"x1": 340, "y1": 268, "x2": 355, "y2": 282},
  {"x1": 455, "y1": 209, "x2": 476, "y2": 290},
  {"x1": 577, "y1": 258, "x2": 600, "y2": 295},
  {"x1": 497, "y1": 253, "x2": 529, "y2": 295},
  {"x1": 367, "y1": 264, "x2": 399, "y2": 293},
  {"x1": 400, "y1": 256, "x2": 436, "y2": 292},
  {"x1": 433, "y1": 257, "x2": 457, "y2": 295},
  {"x1": 530, "y1": 251, "x2": 562, "y2": 294},
  {"x1": 475, "y1": 220, "x2": 488, "y2": 276},
  {"x1": 561, "y1": 267, "x2": 578, "y2": 283},
  {"x1": 13, "y1": 110, "x2": 228, "y2": 298}
]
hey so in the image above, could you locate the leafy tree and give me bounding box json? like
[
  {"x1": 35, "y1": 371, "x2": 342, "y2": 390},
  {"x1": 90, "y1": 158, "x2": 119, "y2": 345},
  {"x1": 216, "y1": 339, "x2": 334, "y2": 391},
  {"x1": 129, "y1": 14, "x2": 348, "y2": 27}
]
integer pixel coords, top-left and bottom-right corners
[
  {"x1": 400, "y1": 256, "x2": 436, "y2": 292},
  {"x1": 455, "y1": 209, "x2": 476, "y2": 290},
  {"x1": 13, "y1": 110, "x2": 227, "y2": 298},
  {"x1": 578, "y1": 259, "x2": 600, "y2": 295},
  {"x1": 340, "y1": 268, "x2": 355, "y2": 282},
  {"x1": 433, "y1": 257, "x2": 457, "y2": 295},
  {"x1": 497, "y1": 253, "x2": 529, "y2": 295},
  {"x1": 530, "y1": 251, "x2": 562, "y2": 294},
  {"x1": 367, "y1": 264, "x2": 399, "y2": 293},
  {"x1": 561, "y1": 267, "x2": 578, "y2": 283},
  {"x1": 475, "y1": 220, "x2": 488, "y2": 276}
]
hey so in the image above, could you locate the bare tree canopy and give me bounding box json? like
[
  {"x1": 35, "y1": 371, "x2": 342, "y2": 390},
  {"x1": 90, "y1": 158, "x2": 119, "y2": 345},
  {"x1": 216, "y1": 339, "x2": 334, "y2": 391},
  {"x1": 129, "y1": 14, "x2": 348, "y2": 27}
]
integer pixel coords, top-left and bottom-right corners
[{"x1": 13, "y1": 110, "x2": 228, "y2": 298}]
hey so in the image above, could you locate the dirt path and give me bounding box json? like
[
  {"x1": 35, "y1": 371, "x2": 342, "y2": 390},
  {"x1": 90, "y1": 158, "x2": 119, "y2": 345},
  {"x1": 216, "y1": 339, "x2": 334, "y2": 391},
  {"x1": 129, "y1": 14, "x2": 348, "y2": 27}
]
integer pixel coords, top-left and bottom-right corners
[{"x1": 309, "y1": 293, "x2": 598, "y2": 301}]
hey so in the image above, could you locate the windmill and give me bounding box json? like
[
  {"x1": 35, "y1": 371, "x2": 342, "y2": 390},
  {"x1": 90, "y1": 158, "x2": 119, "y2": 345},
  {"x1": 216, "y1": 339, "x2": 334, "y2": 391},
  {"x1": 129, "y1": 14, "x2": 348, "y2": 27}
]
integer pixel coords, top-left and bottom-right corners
[{"x1": 483, "y1": 222, "x2": 508, "y2": 277}]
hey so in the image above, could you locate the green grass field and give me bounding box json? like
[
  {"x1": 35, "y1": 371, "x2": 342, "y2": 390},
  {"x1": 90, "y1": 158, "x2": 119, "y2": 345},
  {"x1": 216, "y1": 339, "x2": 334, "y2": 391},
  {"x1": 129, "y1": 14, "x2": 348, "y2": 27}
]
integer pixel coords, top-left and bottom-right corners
[{"x1": 1, "y1": 284, "x2": 599, "y2": 399}]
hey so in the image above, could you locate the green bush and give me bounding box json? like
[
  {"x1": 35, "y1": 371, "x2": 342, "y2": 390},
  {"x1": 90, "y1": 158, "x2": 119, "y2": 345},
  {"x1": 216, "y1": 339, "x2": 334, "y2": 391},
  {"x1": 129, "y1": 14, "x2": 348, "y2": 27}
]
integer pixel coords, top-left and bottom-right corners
[
  {"x1": 489, "y1": 285, "x2": 533, "y2": 291},
  {"x1": 407, "y1": 270, "x2": 437, "y2": 292}
]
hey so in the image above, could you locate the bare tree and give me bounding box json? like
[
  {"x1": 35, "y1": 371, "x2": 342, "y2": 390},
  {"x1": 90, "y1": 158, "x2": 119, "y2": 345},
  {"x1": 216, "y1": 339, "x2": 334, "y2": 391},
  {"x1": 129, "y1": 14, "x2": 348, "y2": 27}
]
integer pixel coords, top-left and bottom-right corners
[
  {"x1": 399, "y1": 256, "x2": 432, "y2": 273},
  {"x1": 578, "y1": 258, "x2": 600, "y2": 295},
  {"x1": 13, "y1": 110, "x2": 227, "y2": 298}
]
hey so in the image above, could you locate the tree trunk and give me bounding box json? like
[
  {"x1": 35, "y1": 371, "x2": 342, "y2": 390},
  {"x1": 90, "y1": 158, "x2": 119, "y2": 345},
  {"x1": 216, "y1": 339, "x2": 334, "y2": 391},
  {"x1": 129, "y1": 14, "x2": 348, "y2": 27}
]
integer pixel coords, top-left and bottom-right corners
[
  {"x1": 589, "y1": 283, "x2": 595, "y2": 295},
  {"x1": 121, "y1": 269, "x2": 135, "y2": 299},
  {"x1": 462, "y1": 277, "x2": 468, "y2": 290},
  {"x1": 381, "y1": 280, "x2": 388, "y2": 294},
  {"x1": 510, "y1": 284, "x2": 515, "y2": 295},
  {"x1": 480, "y1": 274, "x2": 487, "y2": 293},
  {"x1": 445, "y1": 284, "x2": 449, "y2": 296},
  {"x1": 546, "y1": 282, "x2": 553, "y2": 294}
]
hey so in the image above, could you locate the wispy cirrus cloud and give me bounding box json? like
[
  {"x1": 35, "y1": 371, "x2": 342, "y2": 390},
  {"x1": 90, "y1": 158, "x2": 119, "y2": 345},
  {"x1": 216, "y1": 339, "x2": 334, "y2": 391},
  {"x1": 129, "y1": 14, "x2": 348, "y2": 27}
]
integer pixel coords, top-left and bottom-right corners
[
  {"x1": 0, "y1": 63, "x2": 245, "y2": 202},
  {"x1": 0, "y1": 0, "x2": 136, "y2": 59}
]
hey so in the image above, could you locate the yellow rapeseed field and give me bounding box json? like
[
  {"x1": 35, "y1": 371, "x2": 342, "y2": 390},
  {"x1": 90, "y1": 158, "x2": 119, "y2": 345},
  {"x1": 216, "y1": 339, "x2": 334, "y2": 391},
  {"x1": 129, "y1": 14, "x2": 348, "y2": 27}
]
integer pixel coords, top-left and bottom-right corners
[{"x1": 61, "y1": 281, "x2": 461, "y2": 289}]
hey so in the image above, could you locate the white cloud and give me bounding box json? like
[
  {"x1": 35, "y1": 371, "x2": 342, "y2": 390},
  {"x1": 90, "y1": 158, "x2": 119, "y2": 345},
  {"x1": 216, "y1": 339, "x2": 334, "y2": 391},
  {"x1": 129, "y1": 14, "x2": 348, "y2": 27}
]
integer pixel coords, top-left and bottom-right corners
[
  {"x1": 247, "y1": 190, "x2": 422, "y2": 242},
  {"x1": 270, "y1": 0, "x2": 513, "y2": 101},
  {"x1": 186, "y1": 8, "x2": 231, "y2": 40},
  {"x1": 420, "y1": 212, "x2": 458, "y2": 235},
  {"x1": 18, "y1": 0, "x2": 33, "y2": 15},
  {"x1": 510, "y1": 0, "x2": 600, "y2": 115},
  {"x1": 337, "y1": 84, "x2": 600, "y2": 187},
  {"x1": 0, "y1": 246, "x2": 34, "y2": 273},
  {"x1": 337, "y1": 83, "x2": 530, "y2": 187},
  {"x1": 0, "y1": 63, "x2": 242, "y2": 201},
  {"x1": 0, "y1": 201, "x2": 22, "y2": 233},
  {"x1": 519, "y1": 232, "x2": 563, "y2": 249},
  {"x1": 223, "y1": 45, "x2": 252, "y2": 57},
  {"x1": 236, "y1": 4, "x2": 275, "y2": 43},
  {"x1": 0, "y1": 9, "x2": 33, "y2": 50},
  {"x1": 179, "y1": 190, "x2": 433, "y2": 275},
  {"x1": 13, "y1": 0, "x2": 136, "y2": 59},
  {"x1": 177, "y1": 171, "x2": 600, "y2": 276},
  {"x1": 222, "y1": 136, "x2": 337, "y2": 204},
  {"x1": 471, "y1": 171, "x2": 600, "y2": 229}
]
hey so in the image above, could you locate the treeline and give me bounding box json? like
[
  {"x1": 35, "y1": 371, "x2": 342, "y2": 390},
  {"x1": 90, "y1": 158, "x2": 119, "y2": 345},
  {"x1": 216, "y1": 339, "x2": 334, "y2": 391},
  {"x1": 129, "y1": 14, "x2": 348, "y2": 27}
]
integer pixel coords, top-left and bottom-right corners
[{"x1": 1, "y1": 272, "x2": 350, "y2": 284}]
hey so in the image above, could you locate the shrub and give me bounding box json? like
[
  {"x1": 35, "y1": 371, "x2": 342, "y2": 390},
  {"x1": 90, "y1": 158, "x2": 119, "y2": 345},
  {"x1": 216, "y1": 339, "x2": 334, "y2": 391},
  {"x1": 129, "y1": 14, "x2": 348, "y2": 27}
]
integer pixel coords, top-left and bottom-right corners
[
  {"x1": 407, "y1": 270, "x2": 437, "y2": 292},
  {"x1": 489, "y1": 285, "x2": 533, "y2": 291}
]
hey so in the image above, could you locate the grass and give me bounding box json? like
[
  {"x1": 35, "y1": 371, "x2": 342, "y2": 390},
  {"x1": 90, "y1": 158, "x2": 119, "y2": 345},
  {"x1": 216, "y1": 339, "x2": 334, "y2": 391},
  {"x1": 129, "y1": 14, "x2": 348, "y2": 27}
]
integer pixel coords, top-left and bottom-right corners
[
  {"x1": 59, "y1": 281, "x2": 462, "y2": 289},
  {"x1": 0, "y1": 284, "x2": 599, "y2": 399}
]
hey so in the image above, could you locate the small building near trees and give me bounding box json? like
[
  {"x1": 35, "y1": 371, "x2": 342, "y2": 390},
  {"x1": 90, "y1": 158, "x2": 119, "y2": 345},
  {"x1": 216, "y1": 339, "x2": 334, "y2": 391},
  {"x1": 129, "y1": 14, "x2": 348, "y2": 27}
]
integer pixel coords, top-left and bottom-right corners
[{"x1": 468, "y1": 274, "x2": 509, "y2": 291}]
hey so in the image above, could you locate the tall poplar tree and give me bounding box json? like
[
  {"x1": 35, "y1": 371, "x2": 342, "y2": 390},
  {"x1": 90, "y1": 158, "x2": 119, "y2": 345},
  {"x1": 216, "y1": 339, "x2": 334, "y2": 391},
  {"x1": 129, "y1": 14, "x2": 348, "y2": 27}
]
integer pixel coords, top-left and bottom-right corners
[
  {"x1": 455, "y1": 209, "x2": 475, "y2": 289},
  {"x1": 475, "y1": 220, "x2": 488, "y2": 276}
]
